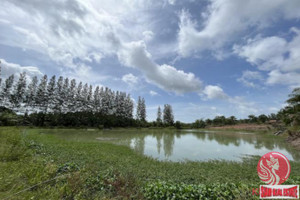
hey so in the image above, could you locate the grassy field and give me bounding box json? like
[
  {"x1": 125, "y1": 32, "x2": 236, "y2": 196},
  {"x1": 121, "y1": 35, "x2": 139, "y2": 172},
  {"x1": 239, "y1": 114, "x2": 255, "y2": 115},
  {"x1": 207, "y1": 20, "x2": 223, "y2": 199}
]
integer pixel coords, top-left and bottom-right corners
[{"x1": 1, "y1": 127, "x2": 300, "y2": 199}]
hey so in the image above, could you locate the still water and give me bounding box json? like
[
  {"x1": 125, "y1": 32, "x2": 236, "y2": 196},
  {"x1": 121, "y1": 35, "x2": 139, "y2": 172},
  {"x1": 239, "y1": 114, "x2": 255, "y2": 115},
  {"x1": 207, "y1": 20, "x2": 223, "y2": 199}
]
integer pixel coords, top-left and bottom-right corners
[{"x1": 51, "y1": 129, "x2": 300, "y2": 162}]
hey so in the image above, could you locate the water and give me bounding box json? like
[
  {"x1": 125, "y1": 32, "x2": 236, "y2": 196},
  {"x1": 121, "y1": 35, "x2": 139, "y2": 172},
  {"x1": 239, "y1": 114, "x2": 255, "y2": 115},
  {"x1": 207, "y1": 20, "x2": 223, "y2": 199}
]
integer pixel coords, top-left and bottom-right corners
[{"x1": 50, "y1": 129, "x2": 300, "y2": 162}]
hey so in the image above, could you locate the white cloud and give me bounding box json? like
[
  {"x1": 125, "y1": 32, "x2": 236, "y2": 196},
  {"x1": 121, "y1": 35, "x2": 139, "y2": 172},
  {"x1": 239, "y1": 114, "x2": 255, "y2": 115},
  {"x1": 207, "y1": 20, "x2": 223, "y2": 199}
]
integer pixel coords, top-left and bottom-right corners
[
  {"x1": 149, "y1": 90, "x2": 158, "y2": 96},
  {"x1": 228, "y1": 96, "x2": 258, "y2": 114},
  {"x1": 168, "y1": 0, "x2": 176, "y2": 5},
  {"x1": 202, "y1": 85, "x2": 228, "y2": 100},
  {"x1": 0, "y1": 59, "x2": 43, "y2": 79},
  {"x1": 0, "y1": 0, "x2": 203, "y2": 95},
  {"x1": 233, "y1": 36, "x2": 287, "y2": 71},
  {"x1": 118, "y1": 41, "x2": 202, "y2": 94},
  {"x1": 234, "y1": 28, "x2": 300, "y2": 87},
  {"x1": 201, "y1": 85, "x2": 259, "y2": 115},
  {"x1": 237, "y1": 70, "x2": 264, "y2": 88},
  {"x1": 143, "y1": 31, "x2": 154, "y2": 42},
  {"x1": 266, "y1": 70, "x2": 300, "y2": 87},
  {"x1": 178, "y1": 0, "x2": 300, "y2": 57},
  {"x1": 122, "y1": 73, "x2": 139, "y2": 86}
]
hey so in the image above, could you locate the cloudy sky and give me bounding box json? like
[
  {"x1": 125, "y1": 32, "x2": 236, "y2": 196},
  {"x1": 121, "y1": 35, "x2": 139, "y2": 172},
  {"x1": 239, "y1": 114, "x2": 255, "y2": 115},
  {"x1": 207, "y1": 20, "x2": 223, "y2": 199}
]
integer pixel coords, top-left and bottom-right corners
[{"x1": 1, "y1": 0, "x2": 300, "y2": 122}]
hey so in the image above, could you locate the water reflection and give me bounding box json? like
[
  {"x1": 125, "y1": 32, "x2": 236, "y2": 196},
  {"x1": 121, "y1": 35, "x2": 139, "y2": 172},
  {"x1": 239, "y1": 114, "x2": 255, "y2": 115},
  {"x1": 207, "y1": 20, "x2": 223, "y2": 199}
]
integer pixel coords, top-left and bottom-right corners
[
  {"x1": 49, "y1": 129, "x2": 300, "y2": 162},
  {"x1": 125, "y1": 130, "x2": 300, "y2": 162}
]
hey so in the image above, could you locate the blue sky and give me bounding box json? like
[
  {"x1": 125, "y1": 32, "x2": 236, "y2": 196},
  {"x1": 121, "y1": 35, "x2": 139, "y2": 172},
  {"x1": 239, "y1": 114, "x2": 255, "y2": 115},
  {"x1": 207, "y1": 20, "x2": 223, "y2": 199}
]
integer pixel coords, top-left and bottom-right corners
[{"x1": 0, "y1": 0, "x2": 300, "y2": 122}]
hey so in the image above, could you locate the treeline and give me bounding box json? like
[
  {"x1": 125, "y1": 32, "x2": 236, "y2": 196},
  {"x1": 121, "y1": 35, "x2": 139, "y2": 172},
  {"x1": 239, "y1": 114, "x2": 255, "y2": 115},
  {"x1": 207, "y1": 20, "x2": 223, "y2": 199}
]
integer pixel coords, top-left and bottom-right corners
[
  {"x1": 190, "y1": 113, "x2": 277, "y2": 128},
  {"x1": 0, "y1": 63, "x2": 151, "y2": 127},
  {"x1": 189, "y1": 88, "x2": 300, "y2": 129}
]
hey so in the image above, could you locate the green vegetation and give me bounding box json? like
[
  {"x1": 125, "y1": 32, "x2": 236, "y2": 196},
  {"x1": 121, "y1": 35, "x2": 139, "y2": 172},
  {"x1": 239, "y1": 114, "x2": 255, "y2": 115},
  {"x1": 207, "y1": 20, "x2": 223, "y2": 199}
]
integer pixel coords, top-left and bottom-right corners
[
  {"x1": 1, "y1": 127, "x2": 300, "y2": 199},
  {"x1": 278, "y1": 87, "x2": 300, "y2": 137}
]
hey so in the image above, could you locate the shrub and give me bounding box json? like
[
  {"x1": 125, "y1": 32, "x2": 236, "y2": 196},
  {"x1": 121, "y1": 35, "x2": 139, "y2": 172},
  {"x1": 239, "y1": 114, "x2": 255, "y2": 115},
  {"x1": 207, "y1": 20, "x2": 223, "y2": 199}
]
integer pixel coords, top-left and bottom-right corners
[
  {"x1": 144, "y1": 181, "x2": 256, "y2": 200},
  {"x1": 0, "y1": 129, "x2": 28, "y2": 161}
]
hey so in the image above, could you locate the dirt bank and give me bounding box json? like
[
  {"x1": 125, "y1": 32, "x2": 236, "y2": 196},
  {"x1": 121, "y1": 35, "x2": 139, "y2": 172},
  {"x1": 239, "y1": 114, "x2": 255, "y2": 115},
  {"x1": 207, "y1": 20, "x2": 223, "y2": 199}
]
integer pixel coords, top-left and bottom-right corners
[{"x1": 209, "y1": 123, "x2": 273, "y2": 131}]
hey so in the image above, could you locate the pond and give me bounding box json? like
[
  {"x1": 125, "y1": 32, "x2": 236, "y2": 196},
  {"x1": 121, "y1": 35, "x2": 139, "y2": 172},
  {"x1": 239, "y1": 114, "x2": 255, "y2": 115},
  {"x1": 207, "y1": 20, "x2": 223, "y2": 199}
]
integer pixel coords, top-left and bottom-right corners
[{"x1": 49, "y1": 129, "x2": 300, "y2": 162}]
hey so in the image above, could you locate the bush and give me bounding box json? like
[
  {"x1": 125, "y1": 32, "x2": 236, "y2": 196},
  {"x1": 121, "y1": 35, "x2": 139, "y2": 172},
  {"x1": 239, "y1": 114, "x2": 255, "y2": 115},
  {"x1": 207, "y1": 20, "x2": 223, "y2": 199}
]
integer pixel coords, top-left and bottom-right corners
[
  {"x1": 144, "y1": 181, "x2": 255, "y2": 200},
  {"x1": 175, "y1": 121, "x2": 182, "y2": 129},
  {"x1": 0, "y1": 128, "x2": 29, "y2": 161}
]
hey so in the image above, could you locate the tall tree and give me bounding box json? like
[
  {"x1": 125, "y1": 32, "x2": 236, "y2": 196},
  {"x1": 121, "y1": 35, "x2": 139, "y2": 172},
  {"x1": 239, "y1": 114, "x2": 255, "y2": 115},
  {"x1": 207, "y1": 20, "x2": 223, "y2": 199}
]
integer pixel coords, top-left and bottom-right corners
[
  {"x1": 140, "y1": 97, "x2": 146, "y2": 121},
  {"x1": 136, "y1": 96, "x2": 142, "y2": 120},
  {"x1": 35, "y1": 75, "x2": 48, "y2": 112},
  {"x1": 125, "y1": 94, "x2": 134, "y2": 119},
  {"x1": 93, "y1": 86, "x2": 100, "y2": 112},
  {"x1": 68, "y1": 79, "x2": 77, "y2": 112},
  {"x1": 0, "y1": 74, "x2": 14, "y2": 109},
  {"x1": 81, "y1": 83, "x2": 89, "y2": 111},
  {"x1": 75, "y1": 82, "x2": 83, "y2": 112},
  {"x1": 62, "y1": 78, "x2": 70, "y2": 113},
  {"x1": 136, "y1": 96, "x2": 146, "y2": 121},
  {"x1": 12, "y1": 72, "x2": 27, "y2": 111},
  {"x1": 156, "y1": 106, "x2": 162, "y2": 124},
  {"x1": 163, "y1": 104, "x2": 174, "y2": 125},
  {"x1": 26, "y1": 76, "x2": 38, "y2": 111},
  {"x1": 46, "y1": 75, "x2": 56, "y2": 112},
  {"x1": 54, "y1": 76, "x2": 64, "y2": 113},
  {"x1": 87, "y1": 85, "x2": 93, "y2": 111},
  {"x1": 100, "y1": 87, "x2": 110, "y2": 115}
]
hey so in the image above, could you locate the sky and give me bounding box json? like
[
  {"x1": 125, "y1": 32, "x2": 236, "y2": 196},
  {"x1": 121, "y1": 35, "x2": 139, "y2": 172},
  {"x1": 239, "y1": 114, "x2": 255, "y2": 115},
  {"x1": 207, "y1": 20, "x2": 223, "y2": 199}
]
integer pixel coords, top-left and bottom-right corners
[{"x1": 0, "y1": 0, "x2": 300, "y2": 122}]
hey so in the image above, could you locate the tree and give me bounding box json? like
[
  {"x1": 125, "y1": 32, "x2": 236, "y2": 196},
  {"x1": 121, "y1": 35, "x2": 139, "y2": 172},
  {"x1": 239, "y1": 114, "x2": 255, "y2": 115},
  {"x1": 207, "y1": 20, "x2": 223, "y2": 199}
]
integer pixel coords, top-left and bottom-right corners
[
  {"x1": 205, "y1": 118, "x2": 212, "y2": 126},
  {"x1": 163, "y1": 104, "x2": 174, "y2": 125},
  {"x1": 228, "y1": 116, "x2": 237, "y2": 125},
  {"x1": 62, "y1": 78, "x2": 70, "y2": 113},
  {"x1": 248, "y1": 115, "x2": 257, "y2": 123},
  {"x1": 140, "y1": 97, "x2": 146, "y2": 121},
  {"x1": 268, "y1": 113, "x2": 277, "y2": 120},
  {"x1": 75, "y1": 82, "x2": 83, "y2": 112},
  {"x1": 125, "y1": 94, "x2": 134, "y2": 119},
  {"x1": 136, "y1": 96, "x2": 146, "y2": 122},
  {"x1": 280, "y1": 87, "x2": 300, "y2": 126},
  {"x1": 258, "y1": 114, "x2": 268, "y2": 123},
  {"x1": 287, "y1": 87, "x2": 300, "y2": 107},
  {"x1": 87, "y1": 85, "x2": 93, "y2": 111},
  {"x1": 175, "y1": 121, "x2": 182, "y2": 129},
  {"x1": 0, "y1": 74, "x2": 14, "y2": 109},
  {"x1": 193, "y1": 119, "x2": 206, "y2": 128},
  {"x1": 46, "y1": 75, "x2": 56, "y2": 112},
  {"x1": 100, "y1": 87, "x2": 110, "y2": 115},
  {"x1": 156, "y1": 106, "x2": 162, "y2": 125},
  {"x1": 0, "y1": 69, "x2": 146, "y2": 128},
  {"x1": 93, "y1": 86, "x2": 100, "y2": 112},
  {"x1": 11, "y1": 72, "x2": 27, "y2": 111},
  {"x1": 53, "y1": 76, "x2": 64, "y2": 113},
  {"x1": 35, "y1": 75, "x2": 48, "y2": 112},
  {"x1": 213, "y1": 116, "x2": 226, "y2": 126},
  {"x1": 68, "y1": 79, "x2": 77, "y2": 112},
  {"x1": 26, "y1": 76, "x2": 38, "y2": 111}
]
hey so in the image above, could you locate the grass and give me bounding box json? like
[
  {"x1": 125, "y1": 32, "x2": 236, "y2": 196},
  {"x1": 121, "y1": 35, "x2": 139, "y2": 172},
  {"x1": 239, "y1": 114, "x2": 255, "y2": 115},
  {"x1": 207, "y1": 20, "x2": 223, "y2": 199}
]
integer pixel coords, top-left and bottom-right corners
[{"x1": 1, "y1": 127, "x2": 300, "y2": 199}]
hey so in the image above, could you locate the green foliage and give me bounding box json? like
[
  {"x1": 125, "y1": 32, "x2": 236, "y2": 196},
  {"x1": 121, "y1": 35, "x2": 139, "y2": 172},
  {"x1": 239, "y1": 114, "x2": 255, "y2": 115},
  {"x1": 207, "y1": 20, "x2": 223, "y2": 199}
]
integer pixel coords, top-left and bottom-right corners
[
  {"x1": 175, "y1": 121, "x2": 182, "y2": 129},
  {"x1": 258, "y1": 114, "x2": 268, "y2": 123},
  {"x1": 56, "y1": 162, "x2": 80, "y2": 175},
  {"x1": 278, "y1": 87, "x2": 300, "y2": 126},
  {"x1": 144, "y1": 181, "x2": 256, "y2": 200},
  {"x1": 193, "y1": 119, "x2": 206, "y2": 128},
  {"x1": 0, "y1": 128, "x2": 28, "y2": 161},
  {"x1": 2, "y1": 127, "x2": 300, "y2": 199},
  {"x1": 26, "y1": 111, "x2": 137, "y2": 128},
  {"x1": 0, "y1": 106, "x2": 19, "y2": 126}
]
